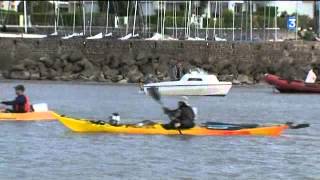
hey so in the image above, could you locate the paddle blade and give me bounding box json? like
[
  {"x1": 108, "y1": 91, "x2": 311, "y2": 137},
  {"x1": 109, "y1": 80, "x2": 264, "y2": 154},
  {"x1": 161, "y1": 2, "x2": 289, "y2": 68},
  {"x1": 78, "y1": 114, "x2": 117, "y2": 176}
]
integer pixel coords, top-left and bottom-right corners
[
  {"x1": 147, "y1": 87, "x2": 161, "y2": 102},
  {"x1": 289, "y1": 123, "x2": 310, "y2": 129}
]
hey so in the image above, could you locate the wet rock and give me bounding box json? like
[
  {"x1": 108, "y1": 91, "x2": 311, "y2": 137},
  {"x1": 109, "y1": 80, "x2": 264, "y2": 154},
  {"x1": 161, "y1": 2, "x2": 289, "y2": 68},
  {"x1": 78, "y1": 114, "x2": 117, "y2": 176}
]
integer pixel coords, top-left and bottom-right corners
[
  {"x1": 37, "y1": 63, "x2": 48, "y2": 78},
  {"x1": 122, "y1": 55, "x2": 135, "y2": 66},
  {"x1": 218, "y1": 75, "x2": 234, "y2": 82},
  {"x1": 39, "y1": 56, "x2": 53, "y2": 67},
  {"x1": 47, "y1": 69, "x2": 58, "y2": 80},
  {"x1": 108, "y1": 55, "x2": 120, "y2": 69},
  {"x1": 78, "y1": 58, "x2": 95, "y2": 78},
  {"x1": 111, "y1": 75, "x2": 124, "y2": 82},
  {"x1": 237, "y1": 63, "x2": 252, "y2": 75},
  {"x1": 60, "y1": 74, "x2": 73, "y2": 81},
  {"x1": 127, "y1": 66, "x2": 144, "y2": 83},
  {"x1": 143, "y1": 74, "x2": 158, "y2": 83},
  {"x1": 140, "y1": 63, "x2": 154, "y2": 75},
  {"x1": 68, "y1": 50, "x2": 83, "y2": 63},
  {"x1": 236, "y1": 74, "x2": 254, "y2": 84},
  {"x1": 63, "y1": 63, "x2": 74, "y2": 73},
  {"x1": 93, "y1": 71, "x2": 106, "y2": 82},
  {"x1": 9, "y1": 70, "x2": 30, "y2": 80},
  {"x1": 232, "y1": 79, "x2": 241, "y2": 85},
  {"x1": 118, "y1": 79, "x2": 128, "y2": 84},
  {"x1": 59, "y1": 52, "x2": 70, "y2": 61},
  {"x1": 11, "y1": 64, "x2": 25, "y2": 71},
  {"x1": 136, "y1": 52, "x2": 146, "y2": 61},
  {"x1": 103, "y1": 67, "x2": 119, "y2": 79},
  {"x1": 52, "y1": 59, "x2": 63, "y2": 71},
  {"x1": 30, "y1": 72, "x2": 41, "y2": 80}
]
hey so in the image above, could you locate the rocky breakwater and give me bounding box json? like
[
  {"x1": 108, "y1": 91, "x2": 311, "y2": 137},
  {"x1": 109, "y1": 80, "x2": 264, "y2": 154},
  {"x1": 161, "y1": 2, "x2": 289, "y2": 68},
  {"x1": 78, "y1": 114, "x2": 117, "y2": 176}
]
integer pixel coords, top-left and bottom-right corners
[
  {"x1": 3, "y1": 50, "x2": 174, "y2": 83},
  {"x1": 2, "y1": 39, "x2": 320, "y2": 84}
]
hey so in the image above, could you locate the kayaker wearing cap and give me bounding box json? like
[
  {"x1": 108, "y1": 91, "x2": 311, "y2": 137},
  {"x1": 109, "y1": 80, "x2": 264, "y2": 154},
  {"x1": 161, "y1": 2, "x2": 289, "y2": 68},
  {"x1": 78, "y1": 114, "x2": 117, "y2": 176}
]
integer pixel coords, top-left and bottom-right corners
[
  {"x1": 162, "y1": 97, "x2": 195, "y2": 130},
  {"x1": 0, "y1": 85, "x2": 31, "y2": 113},
  {"x1": 305, "y1": 67, "x2": 317, "y2": 83}
]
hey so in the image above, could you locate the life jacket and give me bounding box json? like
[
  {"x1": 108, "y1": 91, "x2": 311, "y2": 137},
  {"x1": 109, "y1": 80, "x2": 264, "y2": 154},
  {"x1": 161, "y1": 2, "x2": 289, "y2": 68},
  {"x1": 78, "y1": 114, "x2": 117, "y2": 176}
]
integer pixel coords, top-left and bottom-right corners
[{"x1": 14, "y1": 95, "x2": 31, "y2": 113}]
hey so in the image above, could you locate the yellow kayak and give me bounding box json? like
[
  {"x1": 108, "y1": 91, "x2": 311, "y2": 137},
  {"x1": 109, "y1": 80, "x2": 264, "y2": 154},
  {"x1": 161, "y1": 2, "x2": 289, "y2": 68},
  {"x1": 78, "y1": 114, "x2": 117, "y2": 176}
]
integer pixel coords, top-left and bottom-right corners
[
  {"x1": 0, "y1": 111, "x2": 56, "y2": 121},
  {"x1": 54, "y1": 113, "x2": 293, "y2": 136}
]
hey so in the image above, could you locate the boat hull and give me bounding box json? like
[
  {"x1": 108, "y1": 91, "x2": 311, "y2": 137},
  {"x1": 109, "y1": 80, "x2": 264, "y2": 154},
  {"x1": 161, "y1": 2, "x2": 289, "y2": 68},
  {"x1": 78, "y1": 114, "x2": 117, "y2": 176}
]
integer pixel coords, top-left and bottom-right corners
[
  {"x1": 54, "y1": 113, "x2": 288, "y2": 136},
  {"x1": 264, "y1": 74, "x2": 320, "y2": 93},
  {"x1": 144, "y1": 84, "x2": 232, "y2": 96},
  {"x1": 0, "y1": 111, "x2": 56, "y2": 121}
]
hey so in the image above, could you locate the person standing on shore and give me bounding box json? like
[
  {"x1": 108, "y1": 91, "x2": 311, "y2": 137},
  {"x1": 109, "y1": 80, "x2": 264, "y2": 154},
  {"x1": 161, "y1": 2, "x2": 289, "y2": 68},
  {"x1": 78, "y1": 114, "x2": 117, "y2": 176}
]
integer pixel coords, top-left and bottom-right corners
[{"x1": 0, "y1": 85, "x2": 31, "y2": 113}]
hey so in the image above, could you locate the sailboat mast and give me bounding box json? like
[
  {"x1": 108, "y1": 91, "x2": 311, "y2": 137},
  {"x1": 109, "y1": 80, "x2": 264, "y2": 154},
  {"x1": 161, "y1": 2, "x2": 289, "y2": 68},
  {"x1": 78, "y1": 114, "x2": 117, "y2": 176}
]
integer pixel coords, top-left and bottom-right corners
[
  {"x1": 54, "y1": 1, "x2": 57, "y2": 34},
  {"x1": 172, "y1": 1, "x2": 175, "y2": 37},
  {"x1": 145, "y1": 0, "x2": 148, "y2": 34},
  {"x1": 232, "y1": 2, "x2": 235, "y2": 41},
  {"x1": 24, "y1": 0, "x2": 27, "y2": 33},
  {"x1": 73, "y1": 1, "x2": 76, "y2": 34},
  {"x1": 174, "y1": 2, "x2": 177, "y2": 38},
  {"x1": 125, "y1": 0, "x2": 129, "y2": 35},
  {"x1": 263, "y1": 1, "x2": 266, "y2": 41},
  {"x1": 274, "y1": 2, "x2": 277, "y2": 41},
  {"x1": 295, "y1": 1, "x2": 298, "y2": 40},
  {"x1": 206, "y1": 1, "x2": 209, "y2": 40},
  {"x1": 132, "y1": 1, "x2": 137, "y2": 35},
  {"x1": 105, "y1": 0, "x2": 110, "y2": 34},
  {"x1": 213, "y1": 1, "x2": 217, "y2": 38},
  {"x1": 240, "y1": 3, "x2": 243, "y2": 41},
  {"x1": 82, "y1": 1, "x2": 86, "y2": 35},
  {"x1": 162, "y1": 1, "x2": 166, "y2": 38},
  {"x1": 89, "y1": 1, "x2": 93, "y2": 36},
  {"x1": 184, "y1": 1, "x2": 187, "y2": 37},
  {"x1": 250, "y1": 1, "x2": 253, "y2": 41},
  {"x1": 187, "y1": 0, "x2": 191, "y2": 37}
]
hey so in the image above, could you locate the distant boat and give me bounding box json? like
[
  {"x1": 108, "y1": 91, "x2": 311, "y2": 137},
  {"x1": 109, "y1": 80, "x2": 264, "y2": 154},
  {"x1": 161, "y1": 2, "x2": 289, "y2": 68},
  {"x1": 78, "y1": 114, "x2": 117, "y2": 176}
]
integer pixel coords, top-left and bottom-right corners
[
  {"x1": 187, "y1": 37, "x2": 205, "y2": 41},
  {"x1": 86, "y1": 32, "x2": 103, "y2": 39},
  {"x1": 143, "y1": 69, "x2": 232, "y2": 96},
  {"x1": 214, "y1": 36, "x2": 227, "y2": 41},
  {"x1": 0, "y1": 33, "x2": 47, "y2": 39},
  {"x1": 119, "y1": 33, "x2": 139, "y2": 40},
  {"x1": 145, "y1": 33, "x2": 177, "y2": 41},
  {"x1": 61, "y1": 32, "x2": 83, "y2": 39},
  {"x1": 265, "y1": 74, "x2": 320, "y2": 93}
]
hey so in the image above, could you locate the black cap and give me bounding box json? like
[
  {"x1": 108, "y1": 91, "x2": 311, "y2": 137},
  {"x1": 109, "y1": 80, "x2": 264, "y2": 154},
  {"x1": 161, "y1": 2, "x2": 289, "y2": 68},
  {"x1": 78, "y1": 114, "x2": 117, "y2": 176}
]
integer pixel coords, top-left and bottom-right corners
[{"x1": 14, "y1": 85, "x2": 25, "y2": 91}]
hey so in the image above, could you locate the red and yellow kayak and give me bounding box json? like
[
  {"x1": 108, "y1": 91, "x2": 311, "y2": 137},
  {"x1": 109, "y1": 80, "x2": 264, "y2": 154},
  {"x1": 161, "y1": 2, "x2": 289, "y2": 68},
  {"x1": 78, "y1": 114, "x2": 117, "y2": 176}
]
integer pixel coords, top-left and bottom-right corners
[
  {"x1": 0, "y1": 111, "x2": 56, "y2": 121},
  {"x1": 54, "y1": 113, "x2": 289, "y2": 136}
]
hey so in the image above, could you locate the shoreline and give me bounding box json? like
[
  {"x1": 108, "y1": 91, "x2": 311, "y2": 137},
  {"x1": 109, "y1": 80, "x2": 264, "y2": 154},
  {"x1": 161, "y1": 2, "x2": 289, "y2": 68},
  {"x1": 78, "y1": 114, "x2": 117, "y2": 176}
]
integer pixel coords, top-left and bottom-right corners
[
  {"x1": 0, "y1": 79, "x2": 271, "y2": 88},
  {"x1": 1, "y1": 39, "x2": 316, "y2": 86}
]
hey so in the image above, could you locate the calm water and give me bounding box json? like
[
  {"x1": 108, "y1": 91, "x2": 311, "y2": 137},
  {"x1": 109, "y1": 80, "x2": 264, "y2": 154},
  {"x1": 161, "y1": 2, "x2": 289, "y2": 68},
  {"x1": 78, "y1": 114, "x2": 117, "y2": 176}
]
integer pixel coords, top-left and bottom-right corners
[{"x1": 0, "y1": 81, "x2": 319, "y2": 180}]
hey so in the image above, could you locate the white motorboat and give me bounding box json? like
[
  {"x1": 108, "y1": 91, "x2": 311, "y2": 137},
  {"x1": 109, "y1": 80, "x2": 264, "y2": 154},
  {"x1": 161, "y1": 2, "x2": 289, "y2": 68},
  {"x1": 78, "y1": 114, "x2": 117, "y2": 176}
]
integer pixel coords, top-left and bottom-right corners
[{"x1": 143, "y1": 69, "x2": 232, "y2": 96}]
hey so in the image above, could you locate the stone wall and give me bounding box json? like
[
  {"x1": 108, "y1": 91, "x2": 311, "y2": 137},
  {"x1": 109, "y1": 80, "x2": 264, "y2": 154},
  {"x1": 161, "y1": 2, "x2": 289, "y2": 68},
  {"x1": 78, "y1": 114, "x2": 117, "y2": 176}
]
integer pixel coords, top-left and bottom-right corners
[{"x1": 1, "y1": 38, "x2": 320, "y2": 84}]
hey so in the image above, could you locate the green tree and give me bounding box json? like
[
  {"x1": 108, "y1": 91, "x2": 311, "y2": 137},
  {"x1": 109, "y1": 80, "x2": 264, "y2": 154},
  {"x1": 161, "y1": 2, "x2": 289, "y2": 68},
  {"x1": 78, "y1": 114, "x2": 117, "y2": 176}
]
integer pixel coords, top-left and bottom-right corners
[{"x1": 223, "y1": 9, "x2": 233, "y2": 27}]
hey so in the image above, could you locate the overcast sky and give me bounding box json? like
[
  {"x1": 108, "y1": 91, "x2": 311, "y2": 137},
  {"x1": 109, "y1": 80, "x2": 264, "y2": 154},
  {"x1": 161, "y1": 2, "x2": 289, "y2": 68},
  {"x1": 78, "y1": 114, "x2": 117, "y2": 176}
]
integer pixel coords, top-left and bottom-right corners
[{"x1": 272, "y1": 1, "x2": 313, "y2": 17}]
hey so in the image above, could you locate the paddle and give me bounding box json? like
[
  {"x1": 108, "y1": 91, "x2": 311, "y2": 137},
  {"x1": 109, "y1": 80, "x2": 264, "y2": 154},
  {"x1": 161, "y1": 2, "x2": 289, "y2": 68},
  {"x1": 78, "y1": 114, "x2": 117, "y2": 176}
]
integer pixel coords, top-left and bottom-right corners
[
  {"x1": 286, "y1": 122, "x2": 310, "y2": 129},
  {"x1": 147, "y1": 87, "x2": 183, "y2": 135}
]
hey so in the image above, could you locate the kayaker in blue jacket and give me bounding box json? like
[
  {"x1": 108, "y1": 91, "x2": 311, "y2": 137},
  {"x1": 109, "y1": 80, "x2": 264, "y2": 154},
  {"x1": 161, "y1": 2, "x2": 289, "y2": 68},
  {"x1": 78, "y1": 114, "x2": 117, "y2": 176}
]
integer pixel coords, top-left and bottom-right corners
[
  {"x1": 0, "y1": 85, "x2": 31, "y2": 113},
  {"x1": 162, "y1": 99, "x2": 195, "y2": 130}
]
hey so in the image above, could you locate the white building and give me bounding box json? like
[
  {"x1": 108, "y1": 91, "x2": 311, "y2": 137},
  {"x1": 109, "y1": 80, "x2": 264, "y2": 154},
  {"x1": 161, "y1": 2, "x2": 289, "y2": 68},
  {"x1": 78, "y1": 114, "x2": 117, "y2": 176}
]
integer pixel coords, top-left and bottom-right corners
[{"x1": 0, "y1": 1, "x2": 20, "y2": 12}]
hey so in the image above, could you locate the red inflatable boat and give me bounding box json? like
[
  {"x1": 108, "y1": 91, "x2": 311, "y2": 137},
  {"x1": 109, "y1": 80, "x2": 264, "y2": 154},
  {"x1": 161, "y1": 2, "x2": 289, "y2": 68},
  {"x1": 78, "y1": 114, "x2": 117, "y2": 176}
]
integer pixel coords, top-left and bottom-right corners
[{"x1": 264, "y1": 74, "x2": 320, "y2": 93}]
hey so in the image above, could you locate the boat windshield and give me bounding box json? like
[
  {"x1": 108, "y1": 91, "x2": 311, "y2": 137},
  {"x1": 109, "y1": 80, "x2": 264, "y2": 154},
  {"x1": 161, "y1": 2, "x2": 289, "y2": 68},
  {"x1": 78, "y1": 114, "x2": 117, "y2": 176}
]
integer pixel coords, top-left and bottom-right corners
[
  {"x1": 189, "y1": 68, "x2": 208, "y2": 75},
  {"x1": 188, "y1": 78, "x2": 203, "y2": 81}
]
